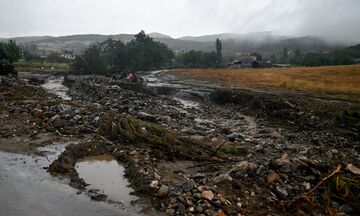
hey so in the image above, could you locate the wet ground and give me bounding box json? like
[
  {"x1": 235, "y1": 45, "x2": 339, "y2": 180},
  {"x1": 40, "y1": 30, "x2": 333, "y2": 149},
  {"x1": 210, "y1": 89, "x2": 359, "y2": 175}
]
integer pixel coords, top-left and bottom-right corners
[
  {"x1": 41, "y1": 76, "x2": 71, "y2": 100},
  {"x1": 0, "y1": 77, "x2": 147, "y2": 216},
  {"x1": 0, "y1": 146, "x2": 141, "y2": 216},
  {"x1": 1, "y1": 72, "x2": 359, "y2": 215}
]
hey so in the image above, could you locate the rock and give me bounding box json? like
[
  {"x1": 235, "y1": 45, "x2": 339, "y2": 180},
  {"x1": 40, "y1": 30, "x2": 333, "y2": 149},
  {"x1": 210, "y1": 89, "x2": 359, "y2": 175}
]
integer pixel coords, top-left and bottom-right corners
[
  {"x1": 231, "y1": 161, "x2": 256, "y2": 172},
  {"x1": 196, "y1": 205, "x2": 204, "y2": 213},
  {"x1": 53, "y1": 104, "x2": 74, "y2": 115},
  {"x1": 346, "y1": 164, "x2": 360, "y2": 175},
  {"x1": 201, "y1": 190, "x2": 214, "y2": 201},
  {"x1": 272, "y1": 153, "x2": 292, "y2": 173},
  {"x1": 330, "y1": 200, "x2": 340, "y2": 208},
  {"x1": 267, "y1": 170, "x2": 281, "y2": 184},
  {"x1": 303, "y1": 182, "x2": 311, "y2": 190},
  {"x1": 189, "y1": 207, "x2": 195, "y2": 212},
  {"x1": 73, "y1": 115, "x2": 82, "y2": 121},
  {"x1": 150, "y1": 180, "x2": 159, "y2": 188},
  {"x1": 91, "y1": 194, "x2": 107, "y2": 201},
  {"x1": 30, "y1": 118, "x2": 42, "y2": 124},
  {"x1": 193, "y1": 173, "x2": 205, "y2": 182},
  {"x1": 53, "y1": 118, "x2": 69, "y2": 128},
  {"x1": 32, "y1": 109, "x2": 43, "y2": 118},
  {"x1": 180, "y1": 180, "x2": 194, "y2": 192},
  {"x1": 205, "y1": 209, "x2": 216, "y2": 215},
  {"x1": 189, "y1": 135, "x2": 206, "y2": 142},
  {"x1": 274, "y1": 185, "x2": 288, "y2": 198},
  {"x1": 193, "y1": 193, "x2": 202, "y2": 199},
  {"x1": 180, "y1": 127, "x2": 196, "y2": 135},
  {"x1": 194, "y1": 118, "x2": 213, "y2": 125},
  {"x1": 230, "y1": 161, "x2": 257, "y2": 177},
  {"x1": 226, "y1": 132, "x2": 241, "y2": 141},
  {"x1": 213, "y1": 174, "x2": 233, "y2": 184},
  {"x1": 158, "y1": 185, "x2": 169, "y2": 197},
  {"x1": 339, "y1": 204, "x2": 353, "y2": 213},
  {"x1": 137, "y1": 111, "x2": 157, "y2": 122},
  {"x1": 111, "y1": 85, "x2": 121, "y2": 90},
  {"x1": 216, "y1": 210, "x2": 225, "y2": 216},
  {"x1": 177, "y1": 203, "x2": 186, "y2": 213},
  {"x1": 50, "y1": 114, "x2": 60, "y2": 123},
  {"x1": 166, "y1": 208, "x2": 176, "y2": 215}
]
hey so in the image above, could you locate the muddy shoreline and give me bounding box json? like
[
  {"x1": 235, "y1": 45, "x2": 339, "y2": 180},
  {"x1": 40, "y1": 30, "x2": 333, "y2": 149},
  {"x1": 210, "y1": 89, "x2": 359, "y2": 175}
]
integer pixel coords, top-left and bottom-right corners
[{"x1": 1, "y1": 72, "x2": 360, "y2": 215}]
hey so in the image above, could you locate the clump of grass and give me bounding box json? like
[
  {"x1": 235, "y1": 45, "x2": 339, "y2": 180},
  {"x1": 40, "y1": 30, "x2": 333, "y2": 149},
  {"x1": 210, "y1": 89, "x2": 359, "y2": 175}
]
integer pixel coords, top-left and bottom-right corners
[
  {"x1": 224, "y1": 144, "x2": 243, "y2": 156},
  {"x1": 146, "y1": 123, "x2": 166, "y2": 137},
  {"x1": 322, "y1": 174, "x2": 360, "y2": 212},
  {"x1": 98, "y1": 112, "x2": 216, "y2": 161}
]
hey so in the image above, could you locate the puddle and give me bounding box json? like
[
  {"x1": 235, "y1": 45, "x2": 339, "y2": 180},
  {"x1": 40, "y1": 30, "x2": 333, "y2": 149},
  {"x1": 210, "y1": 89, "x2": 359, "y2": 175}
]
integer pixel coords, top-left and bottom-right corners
[
  {"x1": 41, "y1": 76, "x2": 71, "y2": 100},
  {"x1": 75, "y1": 155, "x2": 137, "y2": 206},
  {"x1": 0, "y1": 140, "x2": 141, "y2": 216}
]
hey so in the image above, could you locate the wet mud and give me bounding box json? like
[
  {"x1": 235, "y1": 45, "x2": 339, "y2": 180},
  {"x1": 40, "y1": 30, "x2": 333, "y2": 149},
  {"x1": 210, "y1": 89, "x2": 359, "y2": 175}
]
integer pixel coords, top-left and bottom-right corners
[{"x1": 1, "y1": 72, "x2": 360, "y2": 216}]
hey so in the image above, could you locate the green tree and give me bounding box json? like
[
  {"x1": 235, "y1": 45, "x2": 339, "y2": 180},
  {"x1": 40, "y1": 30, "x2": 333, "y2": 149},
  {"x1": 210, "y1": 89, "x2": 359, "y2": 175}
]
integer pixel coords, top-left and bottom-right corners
[
  {"x1": 0, "y1": 40, "x2": 21, "y2": 64},
  {"x1": 128, "y1": 30, "x2": 174, "y2": 71},
  {"x1": 216, "y1": 38, "x2": 223, "y2": 64},
  {"x1": 5, "y1": 40, "x2": 21, "y2": 63},
  {"x1": 0, "y1": 42, "x2": 9, "y2": 61},
  {"x1": 71, "y1": 44, "x2": 109, "y2": 75},
  {"x1": 0, "y1": 40, "x2": 20, "y2": 77},
  {"x1": 71, "y1": 31, "x2": 174, "y2": 75}
]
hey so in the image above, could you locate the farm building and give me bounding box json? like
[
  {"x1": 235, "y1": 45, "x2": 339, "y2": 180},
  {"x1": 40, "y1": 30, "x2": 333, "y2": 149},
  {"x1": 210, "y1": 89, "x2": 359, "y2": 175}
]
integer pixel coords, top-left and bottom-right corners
[{"x1": 229, "y1": 56, "x2": 259, "y2": 68}]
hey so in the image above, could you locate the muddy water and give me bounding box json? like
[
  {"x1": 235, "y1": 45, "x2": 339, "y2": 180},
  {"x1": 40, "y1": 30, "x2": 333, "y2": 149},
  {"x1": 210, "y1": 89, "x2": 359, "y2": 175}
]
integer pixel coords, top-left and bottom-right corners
[
  {"x1": 75, "y1": 155, "x2": 137, "y2": 206},
  {"x1": 141, "y1": 70, "x2": 208, "y2": 108},
  {"x1": 0, "y1": 141, "x2": 144, "y2": 216},
  {"x1": 41, "y1": 76, "x2": 71, "y2": 100}
]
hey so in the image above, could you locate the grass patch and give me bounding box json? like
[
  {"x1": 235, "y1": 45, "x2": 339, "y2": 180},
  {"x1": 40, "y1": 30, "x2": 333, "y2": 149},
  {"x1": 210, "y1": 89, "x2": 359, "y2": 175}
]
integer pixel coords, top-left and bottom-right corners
[
  {"x1": 170, "y1": 64, "x2": 360, "y2": 102},
  {"x1": 224, "y1": 144, "x2": 243, "y2": 156}
]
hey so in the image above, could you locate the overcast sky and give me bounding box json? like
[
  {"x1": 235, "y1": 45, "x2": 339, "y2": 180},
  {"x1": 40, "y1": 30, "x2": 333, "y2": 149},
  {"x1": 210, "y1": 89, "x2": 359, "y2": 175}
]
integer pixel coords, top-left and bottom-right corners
[{"x1": 1, "y1": 0, "x2": 360, "y2": 43}]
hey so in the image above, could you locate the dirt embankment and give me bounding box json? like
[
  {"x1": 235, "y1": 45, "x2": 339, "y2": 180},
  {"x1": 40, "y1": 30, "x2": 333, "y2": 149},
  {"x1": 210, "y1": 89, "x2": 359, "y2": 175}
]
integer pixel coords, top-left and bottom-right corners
[{"x1": 209, "y1": 89, "x2": 360, "y2": 141}]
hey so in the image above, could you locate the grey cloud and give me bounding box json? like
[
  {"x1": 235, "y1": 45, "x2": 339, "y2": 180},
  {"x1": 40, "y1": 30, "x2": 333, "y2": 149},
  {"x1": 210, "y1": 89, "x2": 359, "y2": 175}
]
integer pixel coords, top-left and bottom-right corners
[{"x1": 0, "y1": 0, "x2": 359, "y2": 43}]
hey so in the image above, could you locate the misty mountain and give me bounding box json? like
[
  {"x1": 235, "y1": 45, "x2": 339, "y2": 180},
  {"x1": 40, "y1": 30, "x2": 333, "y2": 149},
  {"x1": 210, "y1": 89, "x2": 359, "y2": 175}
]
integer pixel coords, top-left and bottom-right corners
[
  {"x1": 179, "y1": 31, "x2": 284, "y2": 42},
  {"x1": 8, "y1": 32, "x2": 345, "y2": 57},
  {"x1": 6, "y1": 36, "x2": 53, "y2": 43},
  {"x1": 148, "y1": 32, "x2": 172, "y2": 39}
]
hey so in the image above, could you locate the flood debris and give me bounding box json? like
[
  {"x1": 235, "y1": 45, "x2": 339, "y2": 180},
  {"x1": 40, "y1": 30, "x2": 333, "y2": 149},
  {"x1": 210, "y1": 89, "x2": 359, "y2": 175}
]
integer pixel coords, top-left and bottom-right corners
[{"x1": 1, "y1": 73, "x2": 360, "y2": 215}]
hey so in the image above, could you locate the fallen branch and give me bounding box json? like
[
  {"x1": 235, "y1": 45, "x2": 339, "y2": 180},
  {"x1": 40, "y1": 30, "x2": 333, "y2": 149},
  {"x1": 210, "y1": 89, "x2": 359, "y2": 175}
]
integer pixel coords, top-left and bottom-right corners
[
  {"x1": 305, "y1": 164, "x2": 342, "y2": 196},
  {"x1": 281, "y1": 164, "x2": 342, "y2": 207}
]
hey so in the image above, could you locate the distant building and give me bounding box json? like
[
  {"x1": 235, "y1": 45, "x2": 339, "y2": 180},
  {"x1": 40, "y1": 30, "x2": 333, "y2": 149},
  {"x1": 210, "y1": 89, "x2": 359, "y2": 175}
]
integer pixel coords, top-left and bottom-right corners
[
  {"x1": 229, "y1": 56, "x2": 258, "y2": 68},
  {"x1": 60, "y1": 50, "x2": 75, "y2": 60},
  {"x1": 273, "y1": 64, "x2": 291, "y2": 68}
]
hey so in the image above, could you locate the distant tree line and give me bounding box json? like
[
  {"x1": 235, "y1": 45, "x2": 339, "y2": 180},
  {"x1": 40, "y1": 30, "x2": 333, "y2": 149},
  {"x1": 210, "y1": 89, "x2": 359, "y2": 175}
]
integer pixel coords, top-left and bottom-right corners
[
  {"x1": 275, "y1": 47, "x2": 357, "y2": 67},
  {"x1": 173, "y1": 39, "x2": 224, "y2": 68},
  {"x1": 0, "y1": 40, "x2": 21, "y2": 77},
  {"x1": 71, "y1": 31, "x2": 174, "y2": 75}
]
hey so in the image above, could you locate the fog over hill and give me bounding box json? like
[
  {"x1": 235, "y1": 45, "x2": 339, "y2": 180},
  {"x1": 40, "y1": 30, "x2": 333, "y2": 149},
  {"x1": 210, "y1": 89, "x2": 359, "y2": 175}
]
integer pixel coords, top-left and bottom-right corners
[{"x1": 4, "y1": 31, "x2": 346, "y2": 57}]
